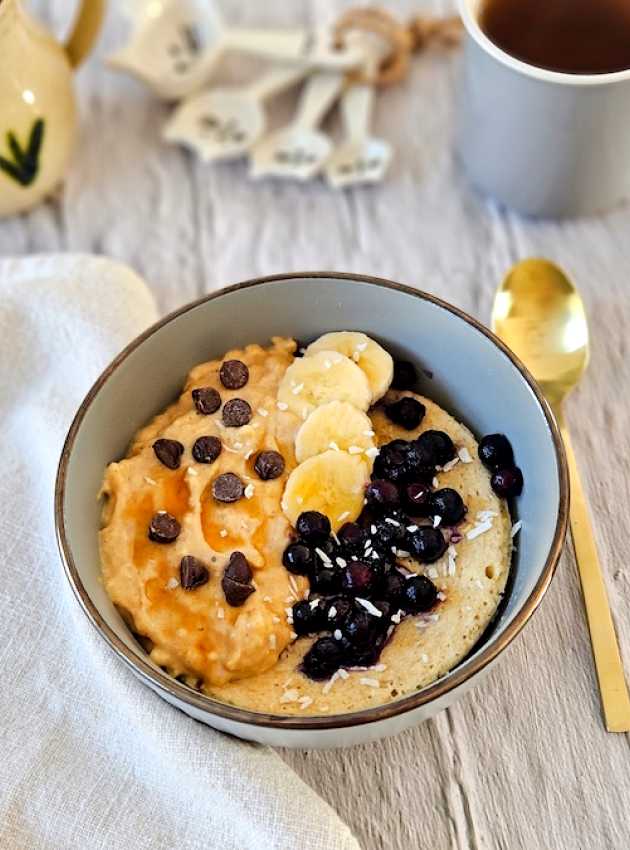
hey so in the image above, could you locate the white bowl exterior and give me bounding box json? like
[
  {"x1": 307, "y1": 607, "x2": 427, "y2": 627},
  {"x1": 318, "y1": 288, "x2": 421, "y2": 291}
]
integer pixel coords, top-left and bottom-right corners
[
  {"x1": 456, "y1": 0, "x2": 630, "y2": 217},
  {"x1": 60, "y1": 275, "x2": 563, "y2": 747}
]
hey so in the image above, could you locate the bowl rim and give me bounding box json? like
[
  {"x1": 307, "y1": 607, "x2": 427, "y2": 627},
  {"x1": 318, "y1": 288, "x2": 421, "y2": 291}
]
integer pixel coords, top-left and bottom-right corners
[{"x1": 55, "y1": 271, "x2": 569, "y2": 731}]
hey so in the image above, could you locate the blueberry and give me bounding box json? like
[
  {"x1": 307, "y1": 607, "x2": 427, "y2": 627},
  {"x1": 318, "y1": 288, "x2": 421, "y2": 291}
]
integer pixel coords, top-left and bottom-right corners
[
  {"x1": 415, "y1": 430, "x2": 455, "y2": 467},
  {"x1": 282, "y1": 542, "x2": 315, "y2": 575},
  {"x1": 342, "y1": 609, "x2": 379, "y2": 650},
  {"x1": 382, "y1": 569, "x2": 406, "y2": 607},
  {"x1": 391, "y1": 360, "x2": 417, "y2": 391},
  {"x1": 310, "y1": 566, "x2": 340, "y2": 594},
  {"x1": 292, "y1": 600, "x2": 325, "y2": 635},
  {"x1": 403, "y1": 575, "x2": 438, "y2": 613},
  {"x1": 322, "y1": 595, "x2": 353, "y2": 629},
  {"x1": 337, "y1": 522, "x2": 367, "y2": 553},
  {"x1": 365, "y1": 479, "x2": 400, "y2": 509},
  {"x1": 407, "y1": 526, "x2": 447, "y2": 563},
  {"x1": 385, "y1": 397, "x2": 426, "y2": 431},
  {"x1": 301, "y1": 637, "x2": 344, "y2": 680},
  {"x1": 403, "y1": 481, "x2": 432, "y2": 516},
  {"x1": 296, "y1": 511, "x2": 331, "y2": 544},
  {"x1": 340, "y1": 561, "x2": 379, "y2": 597},
  {"x1": 491, "y1": 466, "x2": 523, "y2": 498},
  {"x1": 428, "y1": 488, "x2": 467, "y2": 526},
  {"x1": 372, "y1": 441, "x2": 408, "y2": 483},
  {"x1": 372, "y1": 516, "x2": 406, "y2": 552},
  {"x1": 478, "y1": 434, "x2": 514, "y2": 471}
]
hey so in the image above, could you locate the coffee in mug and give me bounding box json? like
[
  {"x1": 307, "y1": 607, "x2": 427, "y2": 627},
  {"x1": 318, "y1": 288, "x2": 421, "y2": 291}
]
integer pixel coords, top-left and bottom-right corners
[{"x1": 479, "y1": 0, "x2": 630, "y2": 75}]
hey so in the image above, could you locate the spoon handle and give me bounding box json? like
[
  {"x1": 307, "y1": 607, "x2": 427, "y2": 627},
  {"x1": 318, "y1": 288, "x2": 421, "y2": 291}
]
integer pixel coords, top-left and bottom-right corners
[{"x1": 556, "y1": 406, "x2": 630, "y2": 732}]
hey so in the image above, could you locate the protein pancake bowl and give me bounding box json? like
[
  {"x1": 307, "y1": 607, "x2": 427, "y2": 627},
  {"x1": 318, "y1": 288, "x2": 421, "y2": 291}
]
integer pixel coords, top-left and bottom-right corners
[{"x1": 55, "y1": 273, "x2": 568, "y2": 748}]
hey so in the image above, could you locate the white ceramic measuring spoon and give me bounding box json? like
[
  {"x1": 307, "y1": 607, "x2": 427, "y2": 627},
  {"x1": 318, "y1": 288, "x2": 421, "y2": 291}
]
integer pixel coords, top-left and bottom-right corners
[
  {"x1": 163, "y1": 65, "x2": 308, "y2": 162},
  {"x1": 249, "y1": 71, "x2": 346, "y2": 180},
  {"x1": 325, "y1": 33, "x2": 393, "y2": 188},
  {"x1": 108, "y1": 0, "x2": 365, "y2": 101}
]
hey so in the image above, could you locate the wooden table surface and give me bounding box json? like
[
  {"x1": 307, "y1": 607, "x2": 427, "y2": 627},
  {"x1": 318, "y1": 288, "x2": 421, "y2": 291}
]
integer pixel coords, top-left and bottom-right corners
[{"x1": 5, "y1": 2, "x2": 630, "y2": 848}]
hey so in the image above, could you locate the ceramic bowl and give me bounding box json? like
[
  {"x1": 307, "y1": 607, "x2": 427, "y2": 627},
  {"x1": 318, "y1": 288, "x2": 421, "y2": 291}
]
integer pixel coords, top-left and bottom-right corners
[{"x1": 55, "y1": 272, "x2": 568, "y2": 749}]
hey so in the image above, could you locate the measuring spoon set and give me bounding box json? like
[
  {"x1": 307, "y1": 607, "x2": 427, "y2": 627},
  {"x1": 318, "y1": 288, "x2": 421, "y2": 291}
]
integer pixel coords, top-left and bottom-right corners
[{"x1": 110, "y1": 0, "x2": 394, "y2": 185}]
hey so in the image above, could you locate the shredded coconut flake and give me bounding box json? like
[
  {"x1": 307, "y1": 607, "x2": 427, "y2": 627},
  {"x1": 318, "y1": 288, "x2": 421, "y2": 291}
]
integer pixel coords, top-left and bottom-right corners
[
  {"x1": 309, "y1": 598, "x2": 320, "y2": 610},
  {"x1": 143, "y1": 476, "x2": 157, "y2": 486},
  {"x1": 356, "y1": 341, "x2": 368, "y2": 352},
  {"x1": 356, "y1": 598, "x2": 382, "y2": 617},
  {"x1": 458, "y1": 446, "x2": 473, "y2": 463},
  {"x1": 421, "y1": 653, "x2": 429, "y2": 664},
  {"x1": 328, "y1": 606, "x2": 337, "y2": 619},
  {"x1": 348, "y1": 445, "x2": 363, "y2": 454},
  {"x1": 407, "y1": 525, "x2": 418, "y2": 533},
  {"x1": 337, "y1": 511, "x2": 350, "y2": 522},
  {"x1": 329, "y1": 441, "x2": 340, "y2": 451},
  {"x1": 216, "y1": 608, "x2": 225, "y2": 620},
  {"x1": 338, "y1": 668, "x2": 349, "y2": 680},
  {"x1": 257, "y1": 408, "x2": 268, "y2": 417},
  {"x1": 291, "y1": 383, "x2": 304, "y2": 395},
  {"x1": 437, "y1": 591, "x2": 446, "y2": 601},
  {"x1": 352, "y1": 351, "x2": 361, "y2": 362},
  {"x1": 298, "y1": 696, "x2": 313, "y2": 710},
  {"x1": 467, "y1": 520, "x2": 493, "y2": 540},
  {"x1": 385, "y1": 518, "x2": 400, "y2": 527},
  {"x1": 333, "y1": 629, "x2": 342, "y2": 640},
  {"x1": 433, "y1": 515, "x2": 442, "y2": 528},
  {"x1": 336, "y1": 557, "x2": 347, "y2": 568},
  {"x1": 441, "y1": 457, "x2": 460, "y2": 472},
  {"x1": 315, "y1": 547, "x2": 332, "y2": 566},
  {"x1": 219, "y1": 528, "x2": 228, "y2": 538},
  {"x1": 363, "y1": 429, "x2": 375, "y2": 437},
  {"x1": 290, "y1": 631, "x2": 298, "y2": 640},
  {"x1": 511, "y1": 520, "x2": 523, "y2": 538},
  {"x1": 432, "y1": 476, "x2": 439, "y2": 488},
  {"x1": 364, "y1": 446, "x2": 379, "y2": 460},
  {"x1": 276, "y1": 401, "x2": 288, "y2": 411},
  {"x1": 322, "y1": 669, "x2": 342, "y2": 694},
  {"x1": 165, "y1": 577, "x2": 179, "y2": 590},
  {"x1": 280, "y1": 689, "x2": 299, "y2": 704},
  {"x1": 244, "y1": 483, "x2": 255, "y2": 499},
  {"x1": 360, "y1": 677, "x2": 380, "y2": 688}
]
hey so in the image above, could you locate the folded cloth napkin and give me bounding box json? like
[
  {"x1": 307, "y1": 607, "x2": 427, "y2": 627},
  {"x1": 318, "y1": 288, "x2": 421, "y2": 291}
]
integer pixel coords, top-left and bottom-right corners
[{"x1": 0, "y1": 255, "x2": 360, "y2": 850}]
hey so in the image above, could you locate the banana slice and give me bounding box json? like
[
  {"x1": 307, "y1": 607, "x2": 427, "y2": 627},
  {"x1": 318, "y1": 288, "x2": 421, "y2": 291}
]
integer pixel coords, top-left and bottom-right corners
[
  {"x1": 294, "y1": 401, "x2": 375, "y2": 463},
  {"x1": 281, "y1": 450, "x2": 369, "y2": 531},
  {"x1": 305, "y1": 331, "x2": 393, "y2": 403},
  {"x1": 277, "y1": 350, "x2": 371, "y2": 419}
]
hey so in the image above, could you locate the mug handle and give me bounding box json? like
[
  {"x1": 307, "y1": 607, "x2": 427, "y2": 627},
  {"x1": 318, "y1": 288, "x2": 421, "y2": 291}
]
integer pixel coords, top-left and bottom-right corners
[{"x1": 65, "y1": 0, "x2": 106, "y2": 69}]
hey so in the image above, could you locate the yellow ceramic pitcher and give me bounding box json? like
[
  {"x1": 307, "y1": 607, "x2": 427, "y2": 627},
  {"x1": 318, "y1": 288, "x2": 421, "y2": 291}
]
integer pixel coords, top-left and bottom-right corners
[{"x1": 0, "y1": 0, "x2": 105, "y2": 217}]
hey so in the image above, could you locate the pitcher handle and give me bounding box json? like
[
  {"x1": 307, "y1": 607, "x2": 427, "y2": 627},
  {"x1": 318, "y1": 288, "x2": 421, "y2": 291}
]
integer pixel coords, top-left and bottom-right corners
[{"x1": 65, "y1": 0, "x2": 106, "y2": 69}]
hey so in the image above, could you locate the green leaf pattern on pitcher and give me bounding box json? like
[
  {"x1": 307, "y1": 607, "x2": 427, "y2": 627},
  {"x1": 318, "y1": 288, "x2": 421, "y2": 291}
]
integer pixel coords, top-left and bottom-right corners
[{"x1": 0, "y1": 118, "x2": 45, "y2": 187}]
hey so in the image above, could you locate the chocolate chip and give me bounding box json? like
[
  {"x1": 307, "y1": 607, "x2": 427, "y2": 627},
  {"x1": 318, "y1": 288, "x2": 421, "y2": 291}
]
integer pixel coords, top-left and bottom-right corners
[
  {"x1": 224, "y1": 551, "x2": 252, "y2": 584},
  {"x1": 220, "y1": 359, "x2": 249, "y2": 389},
  {"x1": 254, "y1": 450, "x2": 285, "y2": 480},
  {"x1": 153, "y1": 438, "x2": 184, "y2": 469},
  {"x1": 212, "y1": 472, "x2": 245, "y2": 502},
  {"x1": 221, "y1": 551, "x2": 254, "y2": 606},
  {"x1": 180, "y1": 555, "x2": 210, "y2": 590},
  {"x1": 222, "y1": 398, "x2": 252, "y2": 428},
  {"x1": 192, "y1": 435, "x2": 222, "y2": 464},
  {"x1": 192, "y1": 386, "x2": 221, "y2": 415},
  {"x1": 148, "y1": 511, "x2": 181, "y2": 543}
]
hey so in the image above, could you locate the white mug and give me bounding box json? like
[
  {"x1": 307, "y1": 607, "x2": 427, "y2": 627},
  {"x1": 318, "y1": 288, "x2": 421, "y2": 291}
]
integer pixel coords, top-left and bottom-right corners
[{"x1": 456, "y1": 0, "x2": 630, "y2": 218}]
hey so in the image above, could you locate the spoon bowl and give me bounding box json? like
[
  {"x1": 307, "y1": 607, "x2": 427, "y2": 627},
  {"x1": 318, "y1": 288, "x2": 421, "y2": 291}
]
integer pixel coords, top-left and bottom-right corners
[
  {"x1": 491, "y1": 258, "x2": 589, "y2": 406},
  {"x1": 108, "y1": 0, "x2": 222, "y2": 100},
  {"x1": 326, "y1": 137, "x2": 392, "y2": 188},
  {"x1": 164, "y1": 90, "x2": 265, "y2": 161},
  {"x1": 250, "y1": 127, "x2": 332, "y2": 180}
]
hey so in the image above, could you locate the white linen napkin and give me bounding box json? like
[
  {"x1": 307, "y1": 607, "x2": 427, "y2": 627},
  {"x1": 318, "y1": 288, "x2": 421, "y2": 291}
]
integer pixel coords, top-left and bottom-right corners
[{"x1": 0, "y1": 255, "x2": 360, "y2": 850}]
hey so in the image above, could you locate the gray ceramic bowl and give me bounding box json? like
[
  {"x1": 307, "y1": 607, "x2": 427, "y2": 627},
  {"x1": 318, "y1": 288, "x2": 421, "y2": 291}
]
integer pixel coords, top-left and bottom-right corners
[{"x1": 55, "y1": 273, "x2": 568, "y2": 748}]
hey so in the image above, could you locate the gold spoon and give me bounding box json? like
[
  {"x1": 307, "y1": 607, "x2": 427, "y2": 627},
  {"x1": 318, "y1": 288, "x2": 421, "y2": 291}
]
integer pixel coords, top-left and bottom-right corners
[{"x1": 492, "y1": 258, "x2": 630, "y2": 733}]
